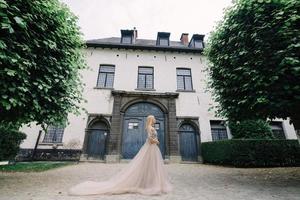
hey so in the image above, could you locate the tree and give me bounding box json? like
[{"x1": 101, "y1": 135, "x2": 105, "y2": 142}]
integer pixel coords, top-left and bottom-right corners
[
  {"x1": 205, "y1": 0, "x2": 300, "y2": 140},
  {"x1": 0, "y1": 0, "x2": 86, "y2": 129},
  {"x1": 228, "y1": 119, "x2": 274, "y2": 139}
]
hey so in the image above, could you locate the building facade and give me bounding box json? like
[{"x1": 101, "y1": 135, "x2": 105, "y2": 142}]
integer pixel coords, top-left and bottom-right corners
[{"x1": 18, "y1": 28, "x2": 298, "y2": 163}]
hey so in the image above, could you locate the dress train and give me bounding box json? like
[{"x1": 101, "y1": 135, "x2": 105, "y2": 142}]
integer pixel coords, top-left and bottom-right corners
[{"x1": 68, "y1": 128, "x2": 173, "y2": 196}]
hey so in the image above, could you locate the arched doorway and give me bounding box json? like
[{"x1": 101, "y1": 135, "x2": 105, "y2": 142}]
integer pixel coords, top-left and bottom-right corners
[
  {"x1": 179, "y1": 123, "x2": 199, "y2": 161},
  {"x1": 87, "y1": 120, "x2": 109, "y2": 159},
  {"x1": 122, "y1": 102, "x2": 165, "y2": 159}
]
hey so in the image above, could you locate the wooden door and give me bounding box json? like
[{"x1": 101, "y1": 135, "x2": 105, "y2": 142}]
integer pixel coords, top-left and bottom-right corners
[
  {"x1": 179, "y1": 124, "x2": 198, "y2": 161},
  {"x1": 122, "y1": 102, "x2": 165, "y2": 159},
  {"x1": 87, "y1": 129, "x2": 107, "y2": 159}
]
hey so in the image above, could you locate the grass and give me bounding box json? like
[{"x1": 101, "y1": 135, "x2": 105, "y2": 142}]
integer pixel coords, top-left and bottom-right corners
[{"x1": 0, "y1": 161, "x2": 77, "y2": 172}]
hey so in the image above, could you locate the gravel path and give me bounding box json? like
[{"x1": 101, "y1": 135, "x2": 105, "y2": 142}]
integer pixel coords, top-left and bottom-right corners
[{"x1": 0, "y1": 162, "x2": 299, "y2": 200}]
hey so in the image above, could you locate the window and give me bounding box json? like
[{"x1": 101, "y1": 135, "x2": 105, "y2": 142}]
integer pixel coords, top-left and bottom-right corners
[
  {"x1": 159, "y1": 37, "x2": 169, "y2": 46},
  {"x1": 155, "y1": 123, "x2": 160, "y2": 130},
  {"x1": 156, "y1": 32, "x2": 170, "y2": 46},
  {"x1": 137, "y1": 67, "x2": 154, "y2": 89},
  {"x1": 194, "y1": 40, "x2": 203, "y2": 48},
  {"x1": 121, "y1": 35, "x2": 132, "y2": 44},
  {"x1": 176, "y1": 68, "x2": 193, "y2": 90},
  {"x1": 189, "y1": 34, "x2": 205, "y2": 48},
  {"x1": 42, "y1": 125, "x2": 65, "y2": 143},
  {"x1": 128, "y1": 122, "x2": 139, "y2": 129},
  {"x1": 270, "y1": 122, "x2": 286, "y2": 139},
  {"x1": 210, "y1": 121, "x2": 228, "y2": 141},
  {"x1": 97, "y1": 65, "x2": 115, "y2": 88}
]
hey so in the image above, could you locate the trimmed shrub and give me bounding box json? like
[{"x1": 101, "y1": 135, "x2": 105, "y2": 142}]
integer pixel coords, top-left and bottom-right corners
[
  {"x1": 229, "y1": 119, "x2": 274, "y2": 139},
  {"x1": 201, "y1": 139, "x2": 300, "y2": 167},
  {"x1": 0, "y1": 126, "x2": 27, "y2": 161}
]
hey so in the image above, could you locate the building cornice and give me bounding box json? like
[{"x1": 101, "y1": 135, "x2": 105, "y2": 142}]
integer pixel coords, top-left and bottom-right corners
[
  {"x1": 86, "y1": 42, "x2": 203, "y2": 54},
  {"x1": 111, "y1": 90, "x2": 179, "y2": 98}
]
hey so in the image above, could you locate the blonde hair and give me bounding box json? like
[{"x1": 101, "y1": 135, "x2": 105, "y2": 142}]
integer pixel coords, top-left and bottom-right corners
[{"x1": 145, "y1": 115, "x2": 155, "y2": 131}]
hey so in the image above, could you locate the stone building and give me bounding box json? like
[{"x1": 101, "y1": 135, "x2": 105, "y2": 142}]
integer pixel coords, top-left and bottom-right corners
[{"x1": 18, "y1": 28, "x2": 298, "y2": 163}]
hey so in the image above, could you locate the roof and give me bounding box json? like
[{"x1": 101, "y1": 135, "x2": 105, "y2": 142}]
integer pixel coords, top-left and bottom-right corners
[{"x1": 86, "y1": 37, "x2": 204, "y2": 53}]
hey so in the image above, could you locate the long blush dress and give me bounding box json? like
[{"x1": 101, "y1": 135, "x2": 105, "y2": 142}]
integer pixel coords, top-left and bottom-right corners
[{"x1": 68, "y1": 126, "x2": 173, "y2": 196}]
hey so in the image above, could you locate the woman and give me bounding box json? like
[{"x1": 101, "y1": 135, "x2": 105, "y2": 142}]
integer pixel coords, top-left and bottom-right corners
[{"x1": 68, "y1": 115, "x2": 173, "y2": 196}]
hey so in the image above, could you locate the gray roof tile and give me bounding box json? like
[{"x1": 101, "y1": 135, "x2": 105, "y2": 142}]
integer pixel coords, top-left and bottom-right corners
[{"x1": 86, "y1": 37, "x2": 204, "y2": 53}]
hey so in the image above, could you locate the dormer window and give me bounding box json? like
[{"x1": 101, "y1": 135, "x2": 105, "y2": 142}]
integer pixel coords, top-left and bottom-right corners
[
  {"x1": 121, "y1": 29, "x2": 134, "y2": 44},
  {"x1": 156, "y1": 32, "x2": 170, "y2": 46},
  {"x1": 189, "y1": 34, "x2": 205, "y2": 49},
  {"x1": 159, "y1": 37, "x2": 169, "y2": 46},
  {"x1": 121, "y1": 35, "x2": 132, "y2": 44},
  {"x1": 194, "y1": 40, "x2": 203, "y2": 48}
]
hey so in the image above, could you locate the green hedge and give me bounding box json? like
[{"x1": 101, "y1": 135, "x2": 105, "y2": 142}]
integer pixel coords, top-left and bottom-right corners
[
  {"x1": 201, "y1": 139, "x2": 300, "y2": 167},
  {"x1": 0, "y1": 126, "x2": 27, "y2": 161}
]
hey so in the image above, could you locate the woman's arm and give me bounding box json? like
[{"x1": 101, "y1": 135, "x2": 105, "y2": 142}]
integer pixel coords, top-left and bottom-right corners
[
  {"x1": 149, "y1": 137, "x2": 159, "y2": 144},
  {"x1": 148, "y1": 128, "x2": 159, "y2": 145}
]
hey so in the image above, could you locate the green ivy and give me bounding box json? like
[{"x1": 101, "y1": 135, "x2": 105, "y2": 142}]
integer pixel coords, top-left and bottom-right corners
[
  {"x1": 204, "y1": 0, "x2": 300, "y2": 128},
  {"x1": 0, "y1": 0, "x2": 86, "y2": 128}
]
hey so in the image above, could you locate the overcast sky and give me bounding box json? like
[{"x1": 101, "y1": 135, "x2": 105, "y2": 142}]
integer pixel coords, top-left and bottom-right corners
[{"x1": 61, "y1": 0, "x2": 233, "y2": 41}]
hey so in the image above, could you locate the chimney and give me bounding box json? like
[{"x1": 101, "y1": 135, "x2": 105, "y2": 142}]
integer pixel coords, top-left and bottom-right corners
[
  {"x1": 133, "y1": 27, "x2": 138, "y2": 43},
  {"x1": 180, "y1": 33, "x2": 189, "y2": 46}
]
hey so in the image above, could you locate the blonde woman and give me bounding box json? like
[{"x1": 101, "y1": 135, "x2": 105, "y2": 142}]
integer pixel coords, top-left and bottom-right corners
[
  {"x1": 68, "y1": 115, "x2": 173, "y2": 196},
  {"x1": 145, "y1": 115, "x2": 160, "y2": 145}
]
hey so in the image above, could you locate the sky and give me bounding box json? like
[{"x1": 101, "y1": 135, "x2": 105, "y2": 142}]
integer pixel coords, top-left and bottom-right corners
[{"x1": 61, "y1": 0, "x2": 233, "y2": 41}]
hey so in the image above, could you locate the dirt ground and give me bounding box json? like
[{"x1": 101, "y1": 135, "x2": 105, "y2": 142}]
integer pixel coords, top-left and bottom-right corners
[{"x1": 0, "y1": 162, "x2": 299, "y2": 200}]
